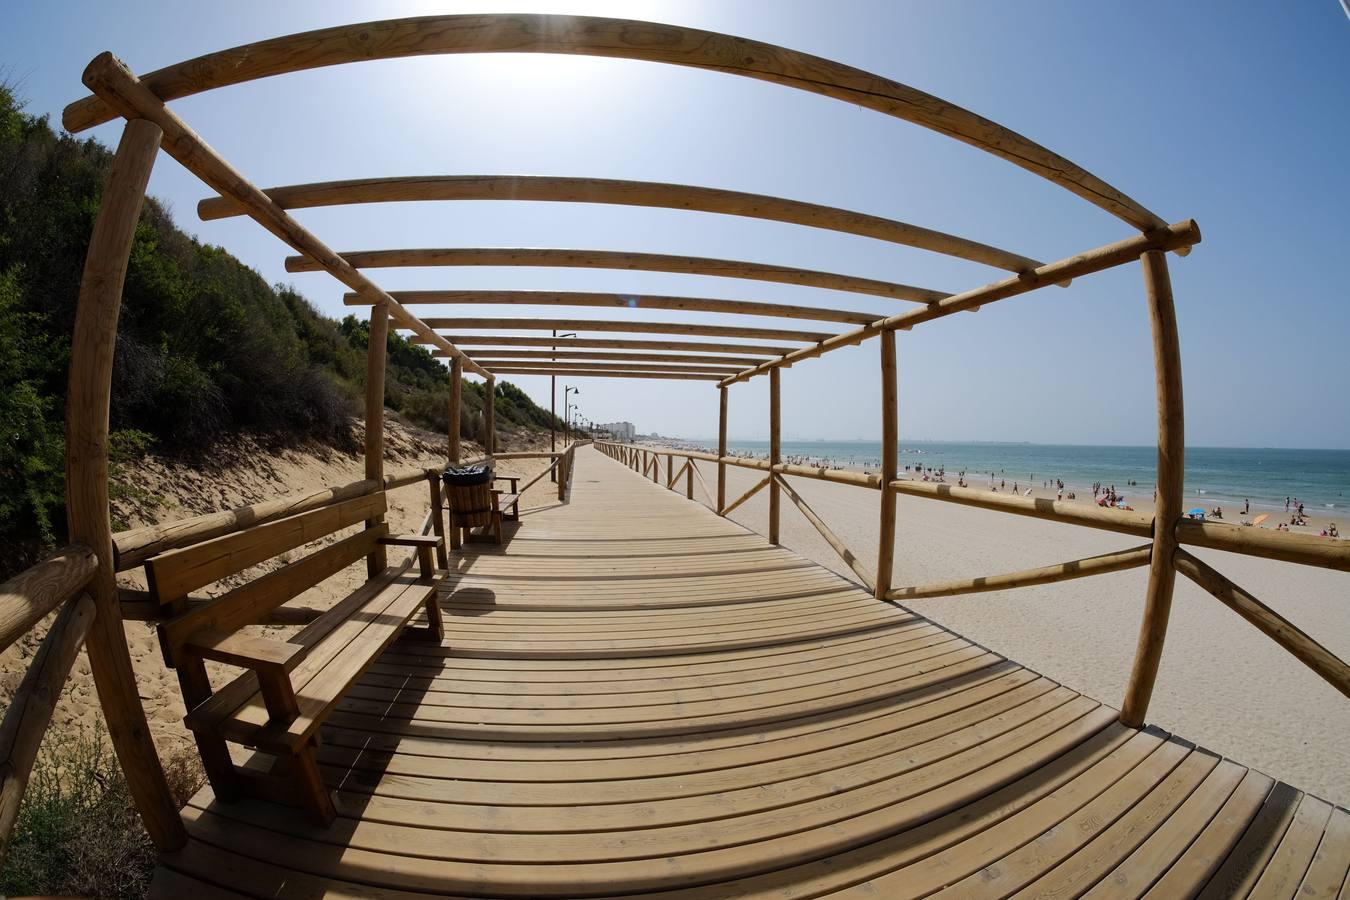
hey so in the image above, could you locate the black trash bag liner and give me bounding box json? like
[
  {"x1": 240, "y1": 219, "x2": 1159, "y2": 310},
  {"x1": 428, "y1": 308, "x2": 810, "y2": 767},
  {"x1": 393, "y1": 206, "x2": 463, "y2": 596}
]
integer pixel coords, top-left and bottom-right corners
[{"x1": 442, "y1": 464, "x2": 492, "y2": 487}]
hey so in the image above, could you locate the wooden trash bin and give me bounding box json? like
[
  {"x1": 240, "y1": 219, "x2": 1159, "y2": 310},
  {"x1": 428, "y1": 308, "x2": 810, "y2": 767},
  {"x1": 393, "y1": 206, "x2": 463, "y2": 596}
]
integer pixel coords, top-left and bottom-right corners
[{"x1": 442, "y1": 465, "x2": 515, "y2": 545}]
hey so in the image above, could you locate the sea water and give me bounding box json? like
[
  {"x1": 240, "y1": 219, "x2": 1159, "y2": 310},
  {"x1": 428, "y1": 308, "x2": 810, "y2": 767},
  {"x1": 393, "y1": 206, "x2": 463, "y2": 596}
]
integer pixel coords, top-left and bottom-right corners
[{"x1": 675, "y1": 440, "x2": 1350, "y2": 515}]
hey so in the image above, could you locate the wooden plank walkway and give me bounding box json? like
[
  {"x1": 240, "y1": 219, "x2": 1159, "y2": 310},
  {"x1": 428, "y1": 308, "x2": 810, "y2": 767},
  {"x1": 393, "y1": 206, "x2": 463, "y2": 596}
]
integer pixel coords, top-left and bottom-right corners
[{"x1": 153, "y1": 447, "x2": 1350, "y2": 898}]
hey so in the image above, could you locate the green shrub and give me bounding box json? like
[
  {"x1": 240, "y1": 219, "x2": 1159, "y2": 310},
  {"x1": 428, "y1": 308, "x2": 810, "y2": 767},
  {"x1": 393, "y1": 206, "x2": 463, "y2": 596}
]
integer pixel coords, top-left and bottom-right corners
[{"x1": 0, "y1": 722, "x2": 203, "y2": 899}]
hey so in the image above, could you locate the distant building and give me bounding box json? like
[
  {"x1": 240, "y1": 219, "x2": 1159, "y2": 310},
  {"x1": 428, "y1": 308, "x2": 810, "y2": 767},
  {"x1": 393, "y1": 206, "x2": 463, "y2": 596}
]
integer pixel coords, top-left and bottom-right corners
[{"x1": 599, "y1": 421, "x2": 636, "y2": 441}]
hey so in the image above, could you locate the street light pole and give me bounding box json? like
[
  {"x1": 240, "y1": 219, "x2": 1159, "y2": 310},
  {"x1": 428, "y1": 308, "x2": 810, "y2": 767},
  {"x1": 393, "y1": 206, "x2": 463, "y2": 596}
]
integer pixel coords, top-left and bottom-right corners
[
  {"x1": 563, "y1": 386, "x2": 580, "y2": 446},
  {"x1": 551, "y1": 331, "x2": 576, "y2": 481}
]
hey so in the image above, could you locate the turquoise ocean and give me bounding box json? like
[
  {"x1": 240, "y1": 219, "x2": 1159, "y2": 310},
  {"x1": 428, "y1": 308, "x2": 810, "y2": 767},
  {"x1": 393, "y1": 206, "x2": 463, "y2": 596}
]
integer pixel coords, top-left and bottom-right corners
[{"x1": 676, "y1": 440, "x2": 1349, "y2": 515}]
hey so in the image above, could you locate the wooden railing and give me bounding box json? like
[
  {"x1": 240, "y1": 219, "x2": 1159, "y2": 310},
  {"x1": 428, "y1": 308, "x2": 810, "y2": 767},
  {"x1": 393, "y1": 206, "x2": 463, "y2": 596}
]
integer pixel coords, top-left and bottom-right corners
[
  {"x1": 0, "y1": 546, "x2": 101, "y2": 863},
  {"x1": 596, "y1": 440, "x2": 1350, "y2": 706}
]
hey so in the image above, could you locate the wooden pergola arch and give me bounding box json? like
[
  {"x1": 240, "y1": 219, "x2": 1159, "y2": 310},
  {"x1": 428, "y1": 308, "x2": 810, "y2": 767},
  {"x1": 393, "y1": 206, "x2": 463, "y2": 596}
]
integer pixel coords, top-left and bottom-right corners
[{"x1": 45, "y1": 12, "x2": 1294, "y2": 857}]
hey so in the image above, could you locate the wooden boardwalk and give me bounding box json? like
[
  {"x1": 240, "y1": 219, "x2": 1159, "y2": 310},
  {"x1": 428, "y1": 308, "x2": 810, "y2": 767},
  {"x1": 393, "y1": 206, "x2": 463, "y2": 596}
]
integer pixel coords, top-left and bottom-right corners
[{"x1": 153, "y1": 447, "x2": 1350, "y2": 898}]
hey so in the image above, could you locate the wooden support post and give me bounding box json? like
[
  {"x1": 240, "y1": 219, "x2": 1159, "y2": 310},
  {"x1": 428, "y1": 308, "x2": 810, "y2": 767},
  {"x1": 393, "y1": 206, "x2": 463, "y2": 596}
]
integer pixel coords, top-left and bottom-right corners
[
  {"x1": 484, "y1": 376, "x2": 497, "y2": 456},
  {"x1": 64, "y1": 118, "x2": 186, "y2": 851},
  {"x1": 0, "y1": 594, "x2": 96, "y2": 863},
  {"x1": 686, "y1": 459, "x2": 694, "y2": 500},
  {"x1": 876, "y1": 329, "x2": 898, "y2": 600},
  {"x1": 448, "y1": 356, "x2": 462, "y2": 464},
  {"x1": 717, "y1": 386, "x2": 728, "y2": 514},
  {"x1": 365, "y1": 302, "x2": 389, "y2": 577},
  {"x1": 427, "y1": 475, "x2": 447, "y2": 569},
  {"x1": 769, "y1": 368, "x2": 781, "y2": 544},
  {"x1": 557, "y1": 452, "x2": 567, "y2": 502},
  {"x1": 1121, "y1": 250, "x2": 1185, "y2": 727},
  {"x1": 667, "y1": 455, "x2": 673, "y2": 490}
]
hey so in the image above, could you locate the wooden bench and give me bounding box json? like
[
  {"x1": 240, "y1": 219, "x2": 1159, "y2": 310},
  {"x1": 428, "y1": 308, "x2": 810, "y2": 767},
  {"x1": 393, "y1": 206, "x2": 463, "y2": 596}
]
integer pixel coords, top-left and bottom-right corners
[
  {"x1": 144, "y1": 492, "x2": 445, "y2": 824},
  {"x1": 496, "y1": 475, "x2": 521, "y2": 522}
]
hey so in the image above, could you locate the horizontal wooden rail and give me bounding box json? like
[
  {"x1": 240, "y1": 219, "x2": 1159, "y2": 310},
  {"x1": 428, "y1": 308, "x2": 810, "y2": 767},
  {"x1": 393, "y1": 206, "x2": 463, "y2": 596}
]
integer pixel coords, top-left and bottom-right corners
[
  {"x1": 893, "y1": 480, "x2": 1350, "y2": 573},
  {"x1": 0, "y1": 592, "x2": 97, "y2": 862},
  {"x1": 292, "y1": 247, "x2": 947, "y2": 303},
  {"x1": 420, "y1": 317, "x2": 833, "y2": 343},
  {"x1": 195, "y1": 175, "x2": 1043, "y2": 273},
  {"x1": 602, "y1": 444, "x2": 1350, "y2": 574},
  {"x1": 0, "y1": 545, "x2": 98, "y2": 652},
  {"x1": 721, "y1": 220, "x2": 1202, "y2": 386},
  {"x1": 886, "y1": 544, "x2": 1154, "y2": 602},
  {"x1": 1174, "y1": 550, "x2": 1350, "y2": 699},
  {"x1": 891, "y1": 480, "x2": 1154, "y2": 537},
  {"x1": 515, "y1": 455, "x2": 562, "y2": 498},
  {"x1": 493, "y1": 449, "x2": 571, "y2": 460},
  {"x1": 349, "y1": 290, "x2": 881, "y2": 325},
  {"x1": 775, "y1": 475, "x2": 875, "y2": 592},
  {"x1": 1175, "y1": 519, "x2": 1350, "y2": 573},
  {"x1": 111, "y1": 466, "x2": 434, "y2": 571},
  {"x1": 434, "y1": 336, "x2": 799, "y2": 355},
  {"x1": 593, "y1": 442, "x2": 883, "y2": 489}
]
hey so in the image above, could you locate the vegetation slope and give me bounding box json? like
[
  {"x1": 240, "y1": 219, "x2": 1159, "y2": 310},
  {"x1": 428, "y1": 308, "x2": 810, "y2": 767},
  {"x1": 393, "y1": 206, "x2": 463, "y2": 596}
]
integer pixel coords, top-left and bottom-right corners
[{"x1": 0, "y1": 86, "x2": 557, "y2": 577}]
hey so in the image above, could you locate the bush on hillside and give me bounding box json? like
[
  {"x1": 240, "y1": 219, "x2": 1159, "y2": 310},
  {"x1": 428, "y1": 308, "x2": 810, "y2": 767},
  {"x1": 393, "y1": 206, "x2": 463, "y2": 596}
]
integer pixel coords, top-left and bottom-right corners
[{"x1": 0, "y1": 85, "x2": 561, "y2": 578}]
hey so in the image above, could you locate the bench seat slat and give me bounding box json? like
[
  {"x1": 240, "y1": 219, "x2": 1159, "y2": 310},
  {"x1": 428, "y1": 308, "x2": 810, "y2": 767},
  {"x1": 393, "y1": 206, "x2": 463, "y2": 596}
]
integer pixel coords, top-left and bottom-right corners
[
  {"x1": 188, "y1": 567, "x2": 439, "y2": 751},
  {"x1": 183, "y1": 563, "x2": 409, "y2": 732},
  {"x1": 159, "y1": 525, "x2": 387, "y2": 666}
]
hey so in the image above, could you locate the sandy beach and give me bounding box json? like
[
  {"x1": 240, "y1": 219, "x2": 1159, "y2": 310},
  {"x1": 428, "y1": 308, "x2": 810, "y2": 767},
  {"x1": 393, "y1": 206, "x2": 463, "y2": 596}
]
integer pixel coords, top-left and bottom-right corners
[{"x1": 659, "y1": 450, "x2": 1350, "y2": 805}]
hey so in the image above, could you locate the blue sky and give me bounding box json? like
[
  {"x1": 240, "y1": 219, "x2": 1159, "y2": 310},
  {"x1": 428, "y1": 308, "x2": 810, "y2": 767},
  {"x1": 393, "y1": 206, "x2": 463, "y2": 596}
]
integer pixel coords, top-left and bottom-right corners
[{"x1": 4, "y1": 1, "x2": 1347, "y2": 447}]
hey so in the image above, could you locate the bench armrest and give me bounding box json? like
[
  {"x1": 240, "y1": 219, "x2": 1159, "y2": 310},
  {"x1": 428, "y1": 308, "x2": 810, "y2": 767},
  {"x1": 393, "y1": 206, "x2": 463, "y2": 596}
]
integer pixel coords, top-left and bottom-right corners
[
  {"x1": 184, "y1": 629, "x2": 305, "y2": 671},
  {"x1": 377, "y1": 534, "x2": 441, "y2": 548},
  {"x1": 378, "y1": 534, "x2": 444, "y2": 578},
  {"x1": 183, "y1": 629, "x2": 303, "y2": 721},
  {"x1": 493, "y1": 475, "x2": 520, "y2": 491}
]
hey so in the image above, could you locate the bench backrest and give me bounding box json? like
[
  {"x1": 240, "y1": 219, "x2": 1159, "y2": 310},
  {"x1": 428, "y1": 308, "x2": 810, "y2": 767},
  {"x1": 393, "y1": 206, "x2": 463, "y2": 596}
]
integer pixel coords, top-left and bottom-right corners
[{"x1": 148, "y1": 492, "x2": 387, "y2": 666}]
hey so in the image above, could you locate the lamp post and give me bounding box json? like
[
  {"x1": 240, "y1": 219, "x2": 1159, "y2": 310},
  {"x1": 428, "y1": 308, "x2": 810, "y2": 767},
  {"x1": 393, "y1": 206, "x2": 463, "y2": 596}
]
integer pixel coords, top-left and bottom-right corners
[
  {"x1": 550, "y1": 331, "x2": 576, "y2": 453},
  {"x1": 564, "y1": 386, "x2": 580, "y2": 445}
]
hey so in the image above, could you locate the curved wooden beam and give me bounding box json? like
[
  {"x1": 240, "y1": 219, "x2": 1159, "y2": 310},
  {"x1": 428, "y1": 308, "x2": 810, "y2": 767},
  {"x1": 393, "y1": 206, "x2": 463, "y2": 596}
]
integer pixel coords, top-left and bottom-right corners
[
  {"x1": 488, "y1": 368, "x2": 722, "y2": 382},
  {"x1": 432, "y1": 336, "x2": 797, "y2": 355},
  {"x1": 201, "y1": 175, "x2": 1038, "y2": 273},
  {"x1": 64, "y1": 115, "x2": 186, "y2": 851},
  {"x1": 483, "y1": 360, "x2": 742, "y2": 375},
  {"x1": 418, "y1": 318, "x2": 833, "y2": 342},
  {"x1": 66, "y1": 14, "x2": 1165, "y2": 230},
  {"x1": 467, "y1": 350, "x2": 769, "y2": 366},
  {"x1": 295, "y1": 248, "x2": 947, "y2": 304},
  {"x1": 352, "y1": 290, "x2": 878, "y2": 325}
]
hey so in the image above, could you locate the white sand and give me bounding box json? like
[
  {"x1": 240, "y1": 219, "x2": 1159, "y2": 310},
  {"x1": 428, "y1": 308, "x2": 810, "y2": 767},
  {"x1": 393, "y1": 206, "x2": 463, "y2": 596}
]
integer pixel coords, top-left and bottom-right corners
[{"x1": 690, "y1": 456, "x2": 1350, "y2": 805}]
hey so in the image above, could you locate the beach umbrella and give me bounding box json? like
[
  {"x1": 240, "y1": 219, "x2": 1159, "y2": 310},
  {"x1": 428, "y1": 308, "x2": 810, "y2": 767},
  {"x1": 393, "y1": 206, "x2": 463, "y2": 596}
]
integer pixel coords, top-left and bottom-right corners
[
  {"x1": 1188, "y1": 507, "x2": 1206, "y2": 517},
  {"x1": 1252, "y1": 513, "x2": 1269, "y2": 526}
]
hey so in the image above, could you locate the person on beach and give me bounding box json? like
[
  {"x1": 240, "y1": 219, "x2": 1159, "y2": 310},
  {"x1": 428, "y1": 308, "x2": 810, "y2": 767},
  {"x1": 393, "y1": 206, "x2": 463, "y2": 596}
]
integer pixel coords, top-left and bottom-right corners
[{"x1": 1244, "y1": 499, "x2": 1250, "y2": 515}]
